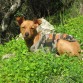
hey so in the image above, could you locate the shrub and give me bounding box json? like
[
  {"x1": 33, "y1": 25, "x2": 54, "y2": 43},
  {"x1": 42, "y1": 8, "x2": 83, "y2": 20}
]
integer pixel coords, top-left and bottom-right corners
[{"x1": 0, "y1": 39, "x2": 83, "y2": 83}]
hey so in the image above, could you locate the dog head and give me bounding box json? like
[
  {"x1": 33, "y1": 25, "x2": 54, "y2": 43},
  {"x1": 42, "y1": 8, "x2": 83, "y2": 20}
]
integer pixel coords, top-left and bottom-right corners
[{"x1": 16, "y1": 17, "x2": 41, "y2": 40}]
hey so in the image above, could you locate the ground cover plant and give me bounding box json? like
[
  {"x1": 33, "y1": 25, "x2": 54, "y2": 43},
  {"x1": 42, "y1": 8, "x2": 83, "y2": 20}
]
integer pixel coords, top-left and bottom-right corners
[{"x1": 0, "y1": 16, "x2": 83, "y2": 83}]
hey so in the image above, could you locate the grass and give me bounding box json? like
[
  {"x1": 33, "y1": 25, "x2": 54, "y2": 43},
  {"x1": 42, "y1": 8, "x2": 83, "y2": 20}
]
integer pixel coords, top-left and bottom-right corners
[{"x1": 0, "y1": 15, "x2": 83, "y2": 83}]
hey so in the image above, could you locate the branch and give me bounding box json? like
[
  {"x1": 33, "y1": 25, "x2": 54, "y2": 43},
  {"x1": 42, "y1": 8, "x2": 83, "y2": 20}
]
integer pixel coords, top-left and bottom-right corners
[{"x1": 1, "y1": 0, "x2": 24, "y2": 31}]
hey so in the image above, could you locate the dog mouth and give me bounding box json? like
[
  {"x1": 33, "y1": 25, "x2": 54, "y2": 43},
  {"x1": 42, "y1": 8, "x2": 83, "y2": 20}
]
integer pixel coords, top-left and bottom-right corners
[
  {"x1": 24, "y1": 35, "x2": 29, "y2": 39},
  {"x1": 24, "y1": 34, "x2": 32, "y2": 40}
]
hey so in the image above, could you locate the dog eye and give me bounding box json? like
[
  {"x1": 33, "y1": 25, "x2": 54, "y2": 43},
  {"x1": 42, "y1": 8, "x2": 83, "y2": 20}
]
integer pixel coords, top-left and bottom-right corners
[{"x1": 21, "y1": 27, "x2": 25, "y2": 29}]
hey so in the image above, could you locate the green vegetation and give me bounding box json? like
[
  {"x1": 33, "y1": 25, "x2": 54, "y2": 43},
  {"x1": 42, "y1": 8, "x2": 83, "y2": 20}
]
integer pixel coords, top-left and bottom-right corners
[
  {"x1": 55, "y1": 15, "x2": 83, "y2": 49},
  {"x1": 0, "y1": 16, "x2": 83, "y2": 83}
]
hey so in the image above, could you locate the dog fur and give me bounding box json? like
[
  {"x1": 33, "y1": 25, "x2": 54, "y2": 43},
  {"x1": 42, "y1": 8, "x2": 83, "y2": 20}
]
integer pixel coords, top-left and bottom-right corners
[
  {"x1": 30, "y1": 18, "x2": 55, "y2": 51},
  {"x1": 16, "y1": 17, "x2": 81, "y2": 56},
  {"x1": 55, "y1": 33, "x2": 81, "y2": 56}
]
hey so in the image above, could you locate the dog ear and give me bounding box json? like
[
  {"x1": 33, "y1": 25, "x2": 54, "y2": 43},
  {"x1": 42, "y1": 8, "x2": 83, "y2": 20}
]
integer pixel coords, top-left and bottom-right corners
[
  {"x1": 32, "y1": 18, "x2": 42, "y2": 29},
  {"x1": 31, "y1": 23, "x2": 39, "y2": 29},
  {"x1": 33, "y1": 24, "x2": 39, "y2": 29},
  {"x1": 33, "y1": 18, "x2": 42, "y2": 25},
  {"x1": 16, "y1": 16, "x2": 25, "y2": 25}
]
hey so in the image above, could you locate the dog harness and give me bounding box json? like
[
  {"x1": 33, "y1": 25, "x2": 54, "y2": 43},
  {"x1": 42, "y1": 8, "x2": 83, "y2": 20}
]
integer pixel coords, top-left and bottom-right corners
[{"x1": 40, "y1": 33, "x2": 76, "y2": 53}]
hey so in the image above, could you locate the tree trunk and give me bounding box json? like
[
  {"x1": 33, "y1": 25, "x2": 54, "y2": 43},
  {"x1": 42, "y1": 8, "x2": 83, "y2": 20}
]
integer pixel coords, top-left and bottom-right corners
[
  {"x1": 80, "y1": 1, "x2": 83, "y2": 15},
  {"x1": 1, "y1": 0, "x2": 24, "y2": 31}
]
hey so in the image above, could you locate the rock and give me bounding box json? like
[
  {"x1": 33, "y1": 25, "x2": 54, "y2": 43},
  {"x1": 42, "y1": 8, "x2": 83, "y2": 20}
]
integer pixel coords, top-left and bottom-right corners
[{"x1": 2, "y1": 53, "x2": 15, "y2": 60}]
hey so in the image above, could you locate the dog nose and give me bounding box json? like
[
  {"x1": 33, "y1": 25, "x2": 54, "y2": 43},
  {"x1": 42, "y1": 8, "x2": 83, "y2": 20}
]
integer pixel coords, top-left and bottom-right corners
[{"x1": 25, "y1": 32, "x2": 29, "y2": 37}]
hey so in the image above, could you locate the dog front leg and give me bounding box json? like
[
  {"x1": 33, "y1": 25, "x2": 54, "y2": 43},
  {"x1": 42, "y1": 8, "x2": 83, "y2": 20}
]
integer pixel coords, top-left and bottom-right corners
[
  {"x1": 30, "y1": 44, "x2": 36, "y2": 52},
  {"x1": 30, "y1": 34, "x2": 45, "y2": 52}
]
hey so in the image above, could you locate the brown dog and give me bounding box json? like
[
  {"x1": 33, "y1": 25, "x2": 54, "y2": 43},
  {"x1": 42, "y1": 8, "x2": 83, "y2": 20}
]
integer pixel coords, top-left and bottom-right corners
[
  {"x1": 16, "y1": 16, "x2": 39, "y2": 50},
  {"x1": 16, "y1": 17, "x2": 81, "y2": 56}
]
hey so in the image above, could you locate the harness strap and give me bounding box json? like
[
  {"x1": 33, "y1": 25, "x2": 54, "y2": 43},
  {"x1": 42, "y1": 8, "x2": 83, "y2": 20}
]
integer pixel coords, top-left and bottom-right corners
[
  {"x1": 52, "y1": 34, "x2": 56, "y2": 43},
  {"x1": 51, "y1": 34, "x2": 57, "y2": 52},
  {"x1": 50, "y1": 33, "x2": 63, "y2": 54},
  {"x1": 42, "y1": 34, "x2": 56, "y2": 50},
  {"x1": 56, "y1": 33, "x2": 76, "y2": 42}
]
